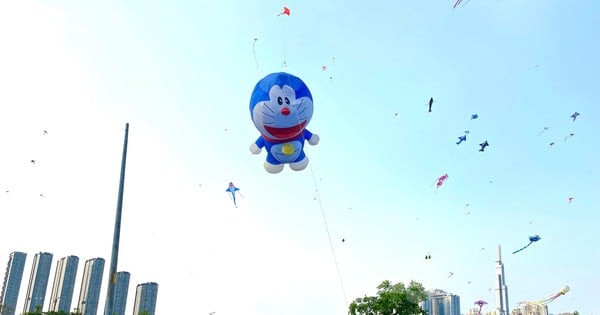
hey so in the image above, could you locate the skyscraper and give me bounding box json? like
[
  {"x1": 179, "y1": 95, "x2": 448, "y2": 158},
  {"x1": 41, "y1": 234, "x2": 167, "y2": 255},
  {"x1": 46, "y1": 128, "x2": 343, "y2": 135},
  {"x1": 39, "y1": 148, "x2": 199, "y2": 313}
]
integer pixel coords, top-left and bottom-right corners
[
  {"x1": 23, "y1": 252, "x2": 53, "y2": 313},
  {"x1": 495, "y1": 245, "x2": 509, "y2": 315},
  {"x1": 132, "y1": 282, "x2": 158, "y2": 315},
  {"x1": 112, "y1": 271, "x2": 130, "y2": 315},
  {"x1": 0, "y1": 251, "x2": 27, "y2": 315},
  {"x1": 49, "y1": 255, "x2": 79, "y2": 312},
  {"x1": 420, "y1": 289, "x2": 461, "y2": 315},
  {"x1": 77, "y1": 258, "x2": 105, "y2": 315}
]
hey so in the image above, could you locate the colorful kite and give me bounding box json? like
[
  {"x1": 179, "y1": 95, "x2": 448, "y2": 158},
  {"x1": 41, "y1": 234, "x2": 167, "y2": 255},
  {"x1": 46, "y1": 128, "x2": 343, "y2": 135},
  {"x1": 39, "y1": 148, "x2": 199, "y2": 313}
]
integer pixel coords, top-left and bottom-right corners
[
  {"x1": 517, "y1": 286, "x2": 570, "y2": 307},
  {"x1": 479, "y1": 140, "x2": 489, "y2": 152},
  {"x1": 436, "y1": 174, "x2": 449, "y2": 189},
  {"x1": 512, "y1": 235, "x2": 541, "y2": 254},
  {"x1": 474, "y1": 300, "x2": 487, "y2": 315},
  {"x1": 225, "y1": 182, "x2": 241, "y2": 207},
  {"x1": 568, "y1": 197, "x2": 574, "y2": 204},
  {"x1": 456, "y1": 134, "x2": 467, "y2": 145},
  {"x1": 249, "y1": 72, "x2": 319, "y2": 173},
  {"x1": 570, "y1": 112, "x2": 580, "y2": 122},
  {"x1": 321, "y1": 65, "x2": 327, "y2": 71},
  {"x1": 278, "y1": 6, "x2": 290, "y2": 16}
]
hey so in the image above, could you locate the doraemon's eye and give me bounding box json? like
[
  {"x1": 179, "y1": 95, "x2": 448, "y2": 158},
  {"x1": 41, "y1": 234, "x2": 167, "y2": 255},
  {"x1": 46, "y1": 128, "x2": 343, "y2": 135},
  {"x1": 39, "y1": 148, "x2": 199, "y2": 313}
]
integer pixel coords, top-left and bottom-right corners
[
  {"x1": 277, "y1": 97, "x2": 283, "y2": 105},
  {"x1": 285, "y1": 97, "x2": 290, "y2": 105}
]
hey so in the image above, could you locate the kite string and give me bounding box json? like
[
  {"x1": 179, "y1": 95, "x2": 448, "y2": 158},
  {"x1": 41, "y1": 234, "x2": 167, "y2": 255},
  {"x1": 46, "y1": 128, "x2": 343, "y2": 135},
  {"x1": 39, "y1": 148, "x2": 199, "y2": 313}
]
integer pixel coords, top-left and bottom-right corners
[{"x1": 309, "y1": 163, "x2": 348, "y2": 306}]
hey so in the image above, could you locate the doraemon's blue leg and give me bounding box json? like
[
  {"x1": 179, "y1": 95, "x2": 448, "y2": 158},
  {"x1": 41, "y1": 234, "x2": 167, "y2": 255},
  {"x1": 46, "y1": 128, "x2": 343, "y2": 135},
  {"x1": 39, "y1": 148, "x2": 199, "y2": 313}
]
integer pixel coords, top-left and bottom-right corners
[{"x1": 265, "y1": 154, "x2": 284, "y2": 174}]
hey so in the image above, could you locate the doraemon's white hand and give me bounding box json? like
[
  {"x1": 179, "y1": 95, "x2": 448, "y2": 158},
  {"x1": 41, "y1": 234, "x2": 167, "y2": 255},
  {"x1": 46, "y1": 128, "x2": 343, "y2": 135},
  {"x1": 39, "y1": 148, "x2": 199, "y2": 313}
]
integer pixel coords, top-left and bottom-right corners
[
  {"x1": 250, "y1": 143, "x2": 261, "y2": 154},
  {"x1": 308, "y1": 134, "x2": 319, "y2": 145}
]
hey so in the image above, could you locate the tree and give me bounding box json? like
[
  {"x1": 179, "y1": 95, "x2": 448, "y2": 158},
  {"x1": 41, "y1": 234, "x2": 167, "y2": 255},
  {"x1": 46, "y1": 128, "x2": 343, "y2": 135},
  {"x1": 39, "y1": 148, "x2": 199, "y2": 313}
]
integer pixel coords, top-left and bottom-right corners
[{"x1": 348, "y1": 280, "x2": 428, "y2": 315}]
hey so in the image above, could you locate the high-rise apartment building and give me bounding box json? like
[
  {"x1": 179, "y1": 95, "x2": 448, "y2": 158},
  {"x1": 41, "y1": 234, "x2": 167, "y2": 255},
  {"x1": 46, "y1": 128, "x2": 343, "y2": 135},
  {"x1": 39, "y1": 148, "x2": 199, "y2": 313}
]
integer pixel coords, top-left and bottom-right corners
[
  {"x1": 132, "y1": 282, "x2": 158, "y2": 315},
  {"x1": 22, "y1": 252, "x2": 53, "y2": 313},
  {"x1": 420, "y1": 289, "x2": 460, "y2": 315},
  {"x1": 77, "y1": 258, "x2": 105, "y2": 315},
  {"x1": 49, "y1": 255, "x2": 79, "y2": 312},
  {"x1": 0, "y1": 251, "x2": 27, "y2": 315},
  {"x1": 495, "y1": 245, "x2": 509, "y2": 315},
  {"x1": 112, "y1": 271, "x2": 130, "y2": 315}
]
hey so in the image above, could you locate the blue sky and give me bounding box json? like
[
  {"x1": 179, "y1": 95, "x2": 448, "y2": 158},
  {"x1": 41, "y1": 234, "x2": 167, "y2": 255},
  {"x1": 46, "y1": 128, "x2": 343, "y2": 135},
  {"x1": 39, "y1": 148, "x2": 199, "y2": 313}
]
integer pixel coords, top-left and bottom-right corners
[{"x1": 0, "y1": 0, "x2": 598, "y2": 314}]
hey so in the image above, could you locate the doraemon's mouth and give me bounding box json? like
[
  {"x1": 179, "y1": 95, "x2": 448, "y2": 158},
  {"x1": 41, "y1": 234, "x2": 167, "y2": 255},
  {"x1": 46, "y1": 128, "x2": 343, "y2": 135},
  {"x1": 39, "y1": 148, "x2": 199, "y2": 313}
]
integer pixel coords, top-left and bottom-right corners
[{"x1": 264, "y1": 121, "x2": 307, "y2": 139}]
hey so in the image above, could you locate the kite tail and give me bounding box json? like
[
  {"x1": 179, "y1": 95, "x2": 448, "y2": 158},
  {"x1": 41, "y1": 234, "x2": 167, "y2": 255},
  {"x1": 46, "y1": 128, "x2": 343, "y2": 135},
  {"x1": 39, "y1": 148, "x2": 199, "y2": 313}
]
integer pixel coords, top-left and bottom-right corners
[
  {"x1": 252, "y1": 39, "x2": 259, "y2": 70},
  {"x1": 512, "y1": 241, "x2": 533, "y2": 254}
]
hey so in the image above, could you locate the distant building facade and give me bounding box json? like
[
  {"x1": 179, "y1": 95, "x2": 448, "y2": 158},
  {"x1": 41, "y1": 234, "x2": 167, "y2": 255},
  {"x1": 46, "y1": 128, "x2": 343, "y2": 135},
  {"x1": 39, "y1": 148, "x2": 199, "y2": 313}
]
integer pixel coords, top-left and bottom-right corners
[
  {"x1": 511, "y1": 304, "x2": 548, "y2": 315},
  {"x1": 112, "y1": 271, "x2": 130, "y2": 315},
  {"x1": 420, "y1": 289, "x2": 460, "y2": 315},
  {"x1": 22, "y1": 252, "x2": 53, "y2": 313},
  {"x1": 49, "y1": 255, "x2": 79, "y2": 312},
  {"x1": 132, "y1": 282, "x2": 158, "y2": 315},
  {"x1": 0, "y1": 251, "x2": 27, "y2": 315},
  {"x1": 77, "y1": 258, "x2": 105, "y2": 315}
]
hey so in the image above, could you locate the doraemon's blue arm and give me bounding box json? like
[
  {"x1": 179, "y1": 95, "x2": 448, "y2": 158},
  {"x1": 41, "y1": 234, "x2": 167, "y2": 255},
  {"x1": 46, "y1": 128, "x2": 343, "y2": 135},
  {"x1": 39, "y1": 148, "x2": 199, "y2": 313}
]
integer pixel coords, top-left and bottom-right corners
[
  {"x1": 250, "y1": 136, "x2": 265, "y2": 154},
  {"x1": 304, "y1": 129, "x2": 319, "y2": 145}
]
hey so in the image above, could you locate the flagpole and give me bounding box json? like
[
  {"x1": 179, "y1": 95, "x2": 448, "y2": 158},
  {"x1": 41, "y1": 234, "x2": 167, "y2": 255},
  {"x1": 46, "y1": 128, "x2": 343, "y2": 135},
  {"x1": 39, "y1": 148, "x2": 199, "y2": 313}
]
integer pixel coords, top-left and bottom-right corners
[{"x1": 104, "y1": 123, "x2": 129, "y2": 315}]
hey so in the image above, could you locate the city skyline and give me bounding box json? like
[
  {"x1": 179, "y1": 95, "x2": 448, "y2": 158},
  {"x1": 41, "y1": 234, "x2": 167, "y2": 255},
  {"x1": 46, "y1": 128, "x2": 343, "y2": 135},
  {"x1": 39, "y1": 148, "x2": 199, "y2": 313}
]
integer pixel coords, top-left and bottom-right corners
[{"x1": 0, "y1": 252, "x2": 155, "y2": 315}]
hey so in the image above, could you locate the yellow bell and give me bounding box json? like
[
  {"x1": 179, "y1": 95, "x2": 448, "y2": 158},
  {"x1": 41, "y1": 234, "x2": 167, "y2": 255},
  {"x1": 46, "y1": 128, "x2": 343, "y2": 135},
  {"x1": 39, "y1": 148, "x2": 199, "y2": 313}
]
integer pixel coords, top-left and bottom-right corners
[{"x1": 282, "y1": 143, "x2": 295, "y2": 155}]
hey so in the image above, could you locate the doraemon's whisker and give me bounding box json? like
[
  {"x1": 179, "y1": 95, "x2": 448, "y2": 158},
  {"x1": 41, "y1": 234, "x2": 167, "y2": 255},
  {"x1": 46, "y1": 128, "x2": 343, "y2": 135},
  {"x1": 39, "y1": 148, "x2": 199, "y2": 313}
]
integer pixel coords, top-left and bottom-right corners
[
  {"x1": 263, "y1": 121, "x2": 276, "y2": 125},
  {"x1": 298, "y1": 107, "x2": 307, "y2": 116},
  {"x1": 262, "y1": 112, "x2": 275, "y2": 118},
  {"x1": 264, "y1": 102, "x2": 275, "y2": 113}
]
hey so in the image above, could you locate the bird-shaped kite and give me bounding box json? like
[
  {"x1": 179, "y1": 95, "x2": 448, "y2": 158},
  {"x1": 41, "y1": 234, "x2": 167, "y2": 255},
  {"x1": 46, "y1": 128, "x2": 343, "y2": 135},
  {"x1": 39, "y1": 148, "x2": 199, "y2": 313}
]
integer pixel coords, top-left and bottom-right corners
[
  {"x1": 225, "y1": 182, "x2": 241, "y2": 208},
  {"x1": 512, "y1": 234, "x2": 541, "y2": 254},
  {"x1": 570, "y1": 112, "x2": 580, "y2": 122},
  {"x1": 479, "y1": 141, "x2": 489, "y2": 152},
  {"x1": 456, "y1": 134, "x2": 467, "y2": 145},
  {"x1": 427, "y1": 97, "x2": 435, "y2": 113},
  {"x1": 471, "y1": 114, "x2": 478, "y2": 120},
  {"x1": 568, "y1": 197, "x2": 574, "y2": 204}
]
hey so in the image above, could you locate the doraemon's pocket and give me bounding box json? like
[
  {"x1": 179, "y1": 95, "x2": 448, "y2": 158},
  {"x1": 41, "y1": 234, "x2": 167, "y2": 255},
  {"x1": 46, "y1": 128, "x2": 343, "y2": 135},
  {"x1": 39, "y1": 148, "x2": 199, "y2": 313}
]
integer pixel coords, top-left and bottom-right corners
[{"x1": 270, "y1": 141, "x2": 303, "y2": 163}]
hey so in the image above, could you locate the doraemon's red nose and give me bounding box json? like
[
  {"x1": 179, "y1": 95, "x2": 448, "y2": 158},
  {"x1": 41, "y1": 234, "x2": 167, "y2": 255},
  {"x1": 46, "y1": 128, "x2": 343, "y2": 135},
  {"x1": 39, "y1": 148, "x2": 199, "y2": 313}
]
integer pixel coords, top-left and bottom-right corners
[{"x1": 281, "y1": 107, "x2": 290, "y2": 116}]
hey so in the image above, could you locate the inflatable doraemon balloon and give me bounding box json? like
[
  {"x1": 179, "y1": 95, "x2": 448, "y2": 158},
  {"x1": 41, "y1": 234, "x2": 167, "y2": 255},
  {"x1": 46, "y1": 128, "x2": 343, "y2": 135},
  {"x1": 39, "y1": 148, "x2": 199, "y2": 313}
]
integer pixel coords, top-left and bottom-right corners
[{"x1": 249, "y1": 72, "x2": 319, "y2": 174}]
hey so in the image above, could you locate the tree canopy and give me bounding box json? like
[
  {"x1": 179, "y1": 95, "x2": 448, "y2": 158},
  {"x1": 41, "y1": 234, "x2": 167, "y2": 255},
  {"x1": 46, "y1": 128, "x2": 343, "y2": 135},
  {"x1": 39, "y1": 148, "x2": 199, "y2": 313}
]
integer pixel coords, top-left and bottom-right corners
[{"x1": 348, "y1": 280, "x2": 428, "y2": 315}]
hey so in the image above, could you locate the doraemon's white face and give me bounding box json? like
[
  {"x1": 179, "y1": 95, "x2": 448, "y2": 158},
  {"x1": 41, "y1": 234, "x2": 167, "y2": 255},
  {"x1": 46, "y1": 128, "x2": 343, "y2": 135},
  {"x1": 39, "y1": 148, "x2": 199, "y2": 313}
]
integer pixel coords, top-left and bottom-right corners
[{"x1": 252, "y1": 84, "x2": 313, "y2": 140}]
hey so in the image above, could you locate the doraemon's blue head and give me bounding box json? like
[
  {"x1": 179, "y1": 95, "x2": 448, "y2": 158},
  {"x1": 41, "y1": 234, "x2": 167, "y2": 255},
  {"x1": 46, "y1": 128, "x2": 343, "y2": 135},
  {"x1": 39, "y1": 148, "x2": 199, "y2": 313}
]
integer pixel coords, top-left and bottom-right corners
[{"x1": 249, "y1": 72, "x2": 313, "y2": 141}]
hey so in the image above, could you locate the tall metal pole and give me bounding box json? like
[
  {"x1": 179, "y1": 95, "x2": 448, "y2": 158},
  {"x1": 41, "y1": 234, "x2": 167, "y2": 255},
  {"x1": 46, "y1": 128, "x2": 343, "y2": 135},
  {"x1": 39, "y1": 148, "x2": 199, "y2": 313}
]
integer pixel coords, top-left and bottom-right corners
[{"x1": 104, "y1": 123, "x2": 129, "y2": 315}]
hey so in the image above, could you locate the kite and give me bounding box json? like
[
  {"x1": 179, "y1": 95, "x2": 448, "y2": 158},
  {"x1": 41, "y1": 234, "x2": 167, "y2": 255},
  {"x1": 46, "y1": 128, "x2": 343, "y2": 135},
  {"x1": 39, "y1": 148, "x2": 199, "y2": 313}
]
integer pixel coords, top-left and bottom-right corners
[
  {"x1": 570, "y1": 112, "x2": 580, "y2": 121},
  {"x1": 517, "y1": 286, "x2": 570, "y2": 307},
  {"x1": 471, "y1": 114, "x2": 478, "y2": 120},
  {"x1": 448, "y1": 272, "x2": 454, "y2": 278},
  {"x1": 512, "y1": 234, "x2": 541, "y2": 254},
  {"x1": 456, "y1": 134, "x2": 467, "y2": 145},
  {"x1": 252, "y1": 38, "x2": 259, "y2": 69},
  {"x1": 277, "y1": 6, "x2": 290, "y2": 16},
  {"x1": 474, "y1": 300, "x2": 487, "y2": 315},
  {"x1": 321, "y1": 65, "x2": 327, "y2": 71},
  {"x1": 43, "y1": 130, "x2": 48, "y2": 135},
  {"x1": 549, "y1": 142, "x2": 555, "y2": 146},
  {"x1": 427, "y1": 97, "x2": 435, "y2": 113},
  {"x1": 225, "y1": 182, "x2": 241, "y2": 207},
  {"x1": 563, "y1": 132, "x2": 575, "y2": 141},
  {"x1": 453, "y1": 0, "x2": 471, "y2": 9},
  {"x1": 538, "y1": 126, "x2": 549, "y2": 135},
  {"x1": 479, "y1": 141, "x2": 489, "y2": 152},
  {"x1": 568, "y1": 197, "x2": 574, "y2": 204},
  {"x1": 436, "y1": 174, "x2": 449, "y2": 189},
  {"x1": 249, "y1": 72, "x2": 319, "y2": 173},
  {"x1": 425, "y1": 254, "x2": 432, "y2": 260}
]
